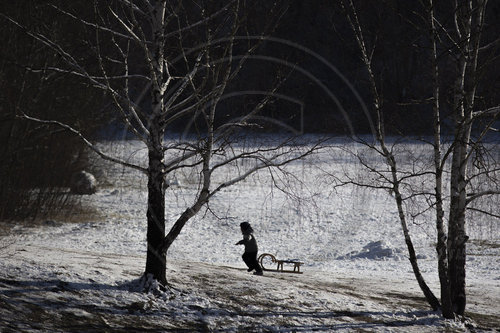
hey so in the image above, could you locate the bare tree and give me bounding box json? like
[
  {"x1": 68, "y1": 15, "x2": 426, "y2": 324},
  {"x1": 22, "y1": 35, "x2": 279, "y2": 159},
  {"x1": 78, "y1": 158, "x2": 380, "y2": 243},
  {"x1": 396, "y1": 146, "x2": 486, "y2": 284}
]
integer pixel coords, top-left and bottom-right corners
[
  {"x1": 335, "y1": 0, "x2": 500, "y2": 318},
  {"x1": 429, "y1": 0, "x2": 500, "y2": 316},
  {"x1": 337, "y1": 0, "x2": 440, "y2": 311},
  {"x1": 2, "y1": 0, "x2": 323, "y2": 288}
]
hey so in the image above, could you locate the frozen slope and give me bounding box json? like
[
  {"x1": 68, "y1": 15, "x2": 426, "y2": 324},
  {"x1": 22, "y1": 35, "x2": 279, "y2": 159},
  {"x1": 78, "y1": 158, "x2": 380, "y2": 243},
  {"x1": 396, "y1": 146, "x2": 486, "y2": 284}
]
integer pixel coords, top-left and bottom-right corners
[{"x1": 0, "y1": 139, "x2": 498, "y2": 331}]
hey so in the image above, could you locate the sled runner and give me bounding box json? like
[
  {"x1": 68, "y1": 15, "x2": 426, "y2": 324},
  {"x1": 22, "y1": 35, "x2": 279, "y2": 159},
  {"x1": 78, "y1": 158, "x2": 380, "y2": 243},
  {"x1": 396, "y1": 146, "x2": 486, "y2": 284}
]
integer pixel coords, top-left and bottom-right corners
[{"x1": 258, "y1": 253, "x2": 303, "y2": 274}]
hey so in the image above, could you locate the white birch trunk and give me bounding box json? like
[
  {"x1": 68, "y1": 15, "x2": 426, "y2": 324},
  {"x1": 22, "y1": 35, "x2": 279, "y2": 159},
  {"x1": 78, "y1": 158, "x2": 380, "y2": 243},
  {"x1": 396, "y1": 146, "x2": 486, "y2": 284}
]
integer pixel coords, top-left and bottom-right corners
[
  {"x1": 144, "y1": 0, "x2": 168, "y2": 286},
  {"x1": 341, "y1": 0, "x2": 440, "y2": 311},
  {"x1": 428, "y1": 0, "x2": 453, "y2": 318},
  {"x1": 447, "y1": 0, "x2": 486, "y2": 315}
]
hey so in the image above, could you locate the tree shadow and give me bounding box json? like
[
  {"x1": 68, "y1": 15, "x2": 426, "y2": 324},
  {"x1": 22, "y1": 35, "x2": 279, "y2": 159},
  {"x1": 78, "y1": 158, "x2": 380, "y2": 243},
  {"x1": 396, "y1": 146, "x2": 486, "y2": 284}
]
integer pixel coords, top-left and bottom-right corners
[
  {"x1": 186, "y1": 306, "x2": 443, "y2": 332},
  {"x1": 0, "y1": 277, "x2": 136, "y2": 293},
  {"x1": 0, "y1": 277, "x2": 446, "y2": 332}
]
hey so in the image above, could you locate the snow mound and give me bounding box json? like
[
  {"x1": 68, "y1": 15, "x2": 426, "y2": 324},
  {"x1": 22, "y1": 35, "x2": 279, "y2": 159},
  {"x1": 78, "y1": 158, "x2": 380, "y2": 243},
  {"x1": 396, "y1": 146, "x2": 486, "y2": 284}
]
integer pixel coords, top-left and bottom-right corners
[{"x1": 338, "y1": 240, "x2": 404, "y2": 260}]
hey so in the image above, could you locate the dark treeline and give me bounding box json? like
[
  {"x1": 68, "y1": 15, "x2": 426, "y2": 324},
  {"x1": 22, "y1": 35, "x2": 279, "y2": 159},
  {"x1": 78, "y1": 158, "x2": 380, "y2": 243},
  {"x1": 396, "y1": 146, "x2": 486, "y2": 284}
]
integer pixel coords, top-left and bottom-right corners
[
  {"x1": 1, "y1": 0, "x2": 499, "y2": 220},
  {"x1": 257, "y1": 0, "x2": 500, "y2": 134},
  {"x1": 0, "y1": 1, "x2": 111, "y2": 220},
  {"x1": 166, "y1": 0, "x2": 499, "y2": 135}
]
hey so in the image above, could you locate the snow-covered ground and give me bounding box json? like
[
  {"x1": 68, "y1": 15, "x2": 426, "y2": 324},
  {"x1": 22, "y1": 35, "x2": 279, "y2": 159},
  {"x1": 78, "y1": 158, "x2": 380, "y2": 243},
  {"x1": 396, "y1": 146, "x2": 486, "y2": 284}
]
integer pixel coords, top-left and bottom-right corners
[{"x1": 0, "y1": 138, "x2": 498, "y2": 332}]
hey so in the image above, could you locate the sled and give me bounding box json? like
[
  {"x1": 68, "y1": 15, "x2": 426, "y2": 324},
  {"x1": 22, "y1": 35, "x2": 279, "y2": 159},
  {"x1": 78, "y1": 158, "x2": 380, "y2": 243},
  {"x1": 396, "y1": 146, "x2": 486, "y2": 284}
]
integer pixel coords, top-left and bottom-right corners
[{"x1": 258, "y1": 253, "x2": 303, "y2": 274}]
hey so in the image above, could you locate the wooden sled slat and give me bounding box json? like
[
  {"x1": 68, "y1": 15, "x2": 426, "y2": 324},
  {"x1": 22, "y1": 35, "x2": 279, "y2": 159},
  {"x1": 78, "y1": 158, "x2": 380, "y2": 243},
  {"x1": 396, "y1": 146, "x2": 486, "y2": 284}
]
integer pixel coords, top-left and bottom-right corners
[{"x1": 258, "y1": 253, "x2": 304, "y2": 274}]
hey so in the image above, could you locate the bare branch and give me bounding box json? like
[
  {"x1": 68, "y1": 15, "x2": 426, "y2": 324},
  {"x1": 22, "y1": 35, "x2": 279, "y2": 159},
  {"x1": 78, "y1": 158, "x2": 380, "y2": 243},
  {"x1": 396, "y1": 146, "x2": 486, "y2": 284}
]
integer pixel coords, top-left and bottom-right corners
[
  {"x1": 209, "y1": 143, "x2": 324, "y2": 198},
  {"x1": 164, "y1": 0, "x2": 237, "y2": 39},
  {"x1": 479, "y1": 36, "x2": 500, "y2": 52},
  {"x1": 47, "y1": 3, "x2": 138, "y2": 42},
  {"x1": 19, "y1": 113, "x2": 147, "y2": 174},
  {"x1": 94, "y1": 5, "x2": 151, "y2": 142},
  {"x1": 467, "y1": 207, "x2": 500, "y2": 219},
  {"x1": 108, "y1": 7, "x2": 142, "y2": 42},
  {"x1": 472, "y1": 106, "x2": 500, "y2": 118},
  {"x1": 466, "y1": 190, "x2": 500, "y2": 205}
]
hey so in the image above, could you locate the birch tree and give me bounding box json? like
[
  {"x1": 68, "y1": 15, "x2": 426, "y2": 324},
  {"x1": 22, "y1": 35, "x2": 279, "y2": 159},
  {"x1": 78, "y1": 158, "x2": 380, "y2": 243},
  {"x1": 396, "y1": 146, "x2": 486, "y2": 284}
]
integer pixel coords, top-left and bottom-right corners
[
  {"x1": 335, "y1": 0, "x2": 499, "y2": 318},
  {"x1": 337, "y1": 0, "x2": 440, "y2": 311},
  {"x1": 429, "y1": 0, "x2": 500, "y2": 316},
  {"x1": 2, "y1": 0, "x2": 321, "y2": 288}
]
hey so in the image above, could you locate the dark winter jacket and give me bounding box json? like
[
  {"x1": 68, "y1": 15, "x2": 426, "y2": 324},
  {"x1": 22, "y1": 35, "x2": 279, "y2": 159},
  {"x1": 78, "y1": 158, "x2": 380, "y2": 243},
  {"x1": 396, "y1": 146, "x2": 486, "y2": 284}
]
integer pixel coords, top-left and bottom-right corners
[{"x1": 236, "y1": 233, "x2": 258, "y2": 253}]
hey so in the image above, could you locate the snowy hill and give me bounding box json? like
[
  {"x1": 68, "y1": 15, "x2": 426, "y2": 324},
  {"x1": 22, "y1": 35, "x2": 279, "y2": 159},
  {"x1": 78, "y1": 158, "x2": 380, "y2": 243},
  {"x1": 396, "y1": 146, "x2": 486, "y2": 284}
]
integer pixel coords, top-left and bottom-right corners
[
  {"x1": 0, "y1": 139, "x2": 498, "y2": 332},
  {"x1": 1, "y1": 242, "x2": 497, "y2": 332}
]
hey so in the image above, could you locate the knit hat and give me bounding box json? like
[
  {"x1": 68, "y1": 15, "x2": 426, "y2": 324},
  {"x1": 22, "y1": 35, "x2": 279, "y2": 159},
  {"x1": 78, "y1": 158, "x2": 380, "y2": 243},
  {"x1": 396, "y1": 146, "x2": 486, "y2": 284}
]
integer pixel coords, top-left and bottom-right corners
[{"x1": 240, "y1": 222, "x2": 253, "y2": 234}]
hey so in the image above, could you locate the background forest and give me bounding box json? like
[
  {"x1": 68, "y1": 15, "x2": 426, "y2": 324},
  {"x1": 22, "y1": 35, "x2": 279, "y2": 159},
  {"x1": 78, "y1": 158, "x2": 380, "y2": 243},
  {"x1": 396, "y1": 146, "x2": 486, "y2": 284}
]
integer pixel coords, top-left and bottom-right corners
[{"x1": 1, "y1": 1, "x2": 499, "y2": 222}]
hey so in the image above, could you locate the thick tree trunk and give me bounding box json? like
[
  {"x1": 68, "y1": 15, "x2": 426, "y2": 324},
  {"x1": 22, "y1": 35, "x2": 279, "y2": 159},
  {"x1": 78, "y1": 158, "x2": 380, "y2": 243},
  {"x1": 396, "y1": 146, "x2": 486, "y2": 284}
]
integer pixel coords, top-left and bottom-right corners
[
  {"x1": 436, "y1": 202, "x2": 453, "y2": 317},
  {"x1": 433, "y1": 116, "x2": 454, "y2": 317},
  {"x1": 447, "y1": 22, "x2": 474, "y2": 314},
  {"x1": 144, "y1": 142, "x2": 167, "y2": 286},
  {"x1": 448, "y1": 138, "x2": 469, "y2": 315},
  {"x1": 446, "y1": 0, "x2": 486, "y2": 315},
  {"x1": 448, "y1": 67, "x2": 470, "y2": 316},
  {"x1": 435, "y1": 164, "x2": 453, "y2": 317},
  {"x1": 143, "y1": 0, "x2": 168, "y2": 287}
]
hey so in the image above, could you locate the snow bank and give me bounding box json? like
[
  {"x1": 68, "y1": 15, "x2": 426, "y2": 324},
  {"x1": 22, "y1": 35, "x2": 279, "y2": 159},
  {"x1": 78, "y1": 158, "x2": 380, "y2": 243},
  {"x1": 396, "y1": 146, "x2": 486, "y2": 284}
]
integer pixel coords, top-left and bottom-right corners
[{"x1": 337, "y1": 240, "x2": 405, "y2": 260}]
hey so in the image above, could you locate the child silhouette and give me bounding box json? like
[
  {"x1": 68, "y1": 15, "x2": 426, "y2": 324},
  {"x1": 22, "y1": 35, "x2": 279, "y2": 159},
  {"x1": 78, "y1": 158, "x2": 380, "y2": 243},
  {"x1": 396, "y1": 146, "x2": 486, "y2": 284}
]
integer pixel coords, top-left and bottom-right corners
[{"x1": 235, "y1": 222, "x2": 263, "y2": 275}]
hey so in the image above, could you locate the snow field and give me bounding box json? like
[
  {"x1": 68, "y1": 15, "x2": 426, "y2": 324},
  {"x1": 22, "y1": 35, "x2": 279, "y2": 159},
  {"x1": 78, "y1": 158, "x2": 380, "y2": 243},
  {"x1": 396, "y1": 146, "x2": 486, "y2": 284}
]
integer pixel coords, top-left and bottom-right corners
[{"x1": 0, "y1": 138, "x2": 498, "y2": 331}]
